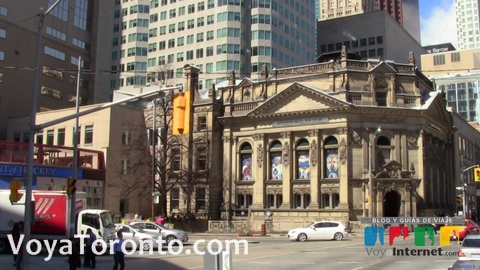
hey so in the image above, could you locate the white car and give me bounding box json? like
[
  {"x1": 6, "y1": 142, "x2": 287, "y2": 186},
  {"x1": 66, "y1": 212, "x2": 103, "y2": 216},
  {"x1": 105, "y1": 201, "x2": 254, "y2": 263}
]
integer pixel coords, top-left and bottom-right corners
[
  {"x1": 130, "y1": 221, "x2": 189, "y2": 245},
  {"x1": 287, "y1": 221, "x2": 348, "y2": 241},
  {"x1": 115, "y1": 223, "x2": 163, "y2": 251}
]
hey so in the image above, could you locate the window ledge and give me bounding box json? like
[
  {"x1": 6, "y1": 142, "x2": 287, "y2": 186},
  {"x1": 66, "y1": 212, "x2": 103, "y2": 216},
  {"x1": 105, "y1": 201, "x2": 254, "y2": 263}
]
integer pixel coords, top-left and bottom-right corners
[{"x1": 235, "y1": 181, "x2": 255, "y2": 185}]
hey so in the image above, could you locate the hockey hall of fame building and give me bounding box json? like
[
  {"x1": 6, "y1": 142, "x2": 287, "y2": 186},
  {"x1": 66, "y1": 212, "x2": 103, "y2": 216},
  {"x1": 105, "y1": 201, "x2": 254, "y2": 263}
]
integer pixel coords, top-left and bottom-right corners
[{"x1": 213, "y1": 48, "x2": 455, "y2": 232}]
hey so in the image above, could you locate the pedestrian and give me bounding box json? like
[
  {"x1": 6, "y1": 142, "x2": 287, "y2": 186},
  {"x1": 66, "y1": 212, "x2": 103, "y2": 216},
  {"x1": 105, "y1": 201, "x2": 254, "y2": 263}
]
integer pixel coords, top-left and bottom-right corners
[
  {"x1": 68, "y1": 238, "x2": 81, "y2": 270},
  {"x1": 11, "y1": 222, "x2": 20, "y2": 267},
  {"x1": 84, "y1": 228, "x2": 96, "y2": 268},
  {"x1": 12, "y1": 223, "x2": 23, "y2": 270},
  {"x1": 156, "y1": 214, "x2": 166, "y2": 226},
  {"x1": 113, "y1": 231, "x2": 125, "y2": 270}
]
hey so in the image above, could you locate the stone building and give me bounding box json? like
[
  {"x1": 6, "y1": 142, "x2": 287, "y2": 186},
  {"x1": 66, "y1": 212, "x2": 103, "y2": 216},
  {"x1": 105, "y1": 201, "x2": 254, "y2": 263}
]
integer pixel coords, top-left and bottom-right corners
[{"x1": 209, "y1": 47, "x2": 456, "y2": 232}]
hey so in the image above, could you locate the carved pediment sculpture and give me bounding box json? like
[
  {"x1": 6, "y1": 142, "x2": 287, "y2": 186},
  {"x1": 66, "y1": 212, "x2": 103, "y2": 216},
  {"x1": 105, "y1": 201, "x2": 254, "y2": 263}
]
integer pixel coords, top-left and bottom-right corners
[{"x1": 374, "y1": 160, "x2": 412, "y2": 179}]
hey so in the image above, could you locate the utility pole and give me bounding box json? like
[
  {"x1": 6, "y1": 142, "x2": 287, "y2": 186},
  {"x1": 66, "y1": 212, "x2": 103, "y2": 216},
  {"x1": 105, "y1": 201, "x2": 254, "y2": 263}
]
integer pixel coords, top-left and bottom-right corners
[
  {"x1": 70, "y1": 56, "x2": 81, "y2": 237},
  {"x1": 24, "y1": 1, "x2": 62, "y2": 269},
  {"x1": 152, "y1": 99, "x2": 156, "y2": 220}
]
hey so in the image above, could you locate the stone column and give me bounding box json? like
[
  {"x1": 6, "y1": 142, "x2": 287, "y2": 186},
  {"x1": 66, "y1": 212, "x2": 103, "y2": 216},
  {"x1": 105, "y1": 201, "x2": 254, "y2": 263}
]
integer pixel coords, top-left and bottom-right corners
[
  {"x1": 329, "y1": 193, "x2": 333, "y2": 209},
  {"x1": 252, "y1": 133, "x2": 265, "y2": 209},
  {"x1": 279, "y1": 132, "x2": 292, "y2": 209},
  {"x1": 222, "y1": 134, "x2": 233, "y2": 218},
  {"x1": 337, "y1": 128, "x2": 349, "y2": 209},
  {"x1": 308, "y1": 129, "x2": 319, "y2": 209},
  {"x1": 376, "y1": 185, "x2": 384, "y2": 216},
  {"x1": 400, "y1": 200, "x2": 405, "y2": 216}
]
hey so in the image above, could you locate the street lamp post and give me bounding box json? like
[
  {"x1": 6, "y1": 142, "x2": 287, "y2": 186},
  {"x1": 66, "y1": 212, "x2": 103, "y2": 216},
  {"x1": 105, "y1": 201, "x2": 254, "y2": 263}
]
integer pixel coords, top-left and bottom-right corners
[
  {"x1": 24, "y1": 1, "x2": 62, "y2": 269},
  {"x1": 152, "y1": 99, "x2": 157, "y2": 220},
  {"x1": 368, "y1": 126, "x2": 382, "y2": 217}
]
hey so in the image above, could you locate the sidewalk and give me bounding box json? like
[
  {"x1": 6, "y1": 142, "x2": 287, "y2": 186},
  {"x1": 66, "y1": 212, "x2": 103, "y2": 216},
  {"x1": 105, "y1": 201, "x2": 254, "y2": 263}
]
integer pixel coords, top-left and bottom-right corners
[{"x1": 187, "y1": 231, "x2": 365, "y2": 239}]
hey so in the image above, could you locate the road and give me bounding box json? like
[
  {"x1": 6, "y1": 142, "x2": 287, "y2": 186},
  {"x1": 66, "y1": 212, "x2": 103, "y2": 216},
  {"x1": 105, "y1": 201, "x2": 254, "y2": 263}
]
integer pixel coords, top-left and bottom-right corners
[{"x1": 0, "y1": 234, "x2": 463, "y2": 269}]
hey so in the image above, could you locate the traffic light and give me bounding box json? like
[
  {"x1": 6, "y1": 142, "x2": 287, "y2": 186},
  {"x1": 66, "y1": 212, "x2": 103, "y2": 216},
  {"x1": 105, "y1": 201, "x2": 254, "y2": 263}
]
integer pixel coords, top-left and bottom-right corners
[
  {"x1": 10, "y1": 180, "x2": 24, "y2": 203},
  {"x1": 67, "y1": 178, "x2": 77, "y2": 196},
  {"x1": 474, "y1": 168, "x2": 480, "y2": 182},
  {"x1": 457, "y1": 194, "x2": 463, "y2": 204}
]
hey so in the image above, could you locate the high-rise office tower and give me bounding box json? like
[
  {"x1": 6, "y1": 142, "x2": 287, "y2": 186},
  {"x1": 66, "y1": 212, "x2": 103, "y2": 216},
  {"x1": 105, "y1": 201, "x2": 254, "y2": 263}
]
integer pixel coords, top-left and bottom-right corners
[
  {"x1": 455, "y1": 0, "x2": 480, "y2": 50},
  {"x1": 316, "y1": 0, "x2": 420, "y2": 44},
  {"x1": 0, "y1": 0, "x2": 113, "y2": 139},
  {"x1": 110, "y1": 0, "x2": 317, "y2": 93}
]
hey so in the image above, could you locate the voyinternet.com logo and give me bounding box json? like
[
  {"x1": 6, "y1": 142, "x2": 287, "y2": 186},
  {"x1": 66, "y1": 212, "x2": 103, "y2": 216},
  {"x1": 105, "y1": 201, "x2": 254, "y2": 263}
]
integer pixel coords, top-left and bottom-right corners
[{"x1": 363, "y1": 226, "x2": 461, "y2": 258}]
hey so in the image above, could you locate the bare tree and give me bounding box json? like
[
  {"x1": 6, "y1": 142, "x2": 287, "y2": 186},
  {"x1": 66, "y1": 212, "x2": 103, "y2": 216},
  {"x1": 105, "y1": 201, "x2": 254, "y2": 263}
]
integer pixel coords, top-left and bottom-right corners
[
  {"x1": 149, "y1": 63, "x2": 177, "y2": 87},
  {"x1": 109, "y1": 116, "x2": 152, "y2": 214}
]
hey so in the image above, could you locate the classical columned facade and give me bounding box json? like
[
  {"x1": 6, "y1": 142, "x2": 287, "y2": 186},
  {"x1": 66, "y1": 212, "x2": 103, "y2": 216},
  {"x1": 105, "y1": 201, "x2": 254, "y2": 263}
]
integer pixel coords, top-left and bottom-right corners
[{"x1": 210, "y1": 48, "x2": 456, "y2": 233}]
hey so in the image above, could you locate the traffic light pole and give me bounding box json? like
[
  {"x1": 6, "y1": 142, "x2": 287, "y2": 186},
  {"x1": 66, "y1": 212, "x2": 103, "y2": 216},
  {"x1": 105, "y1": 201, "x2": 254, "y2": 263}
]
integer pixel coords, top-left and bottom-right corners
[
  {"x1": 461, "y1": 165, "x2": 479, "y2": 218},
  {"x1": 24, "y1": 2, "x2": 63, "y2": 269},
  {"x1": 70, "y1": 56, "x2": 81, "y2": 238}
]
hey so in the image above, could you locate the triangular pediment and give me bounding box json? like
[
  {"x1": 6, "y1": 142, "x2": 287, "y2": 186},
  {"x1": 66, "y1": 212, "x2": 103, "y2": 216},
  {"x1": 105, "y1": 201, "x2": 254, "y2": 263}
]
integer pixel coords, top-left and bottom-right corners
[
  {"x1": 369, "y1": 61, "x2": 398, "y2": 73},
  {"x1": 238, "y1": 78, "x2": 254, "y2": 87},
  {"x1": 247, "y1": 83, "x2": 351, "y2": 116},
  {"x1": 423, "y1": 92, "x2": 452, "y2": 125}
]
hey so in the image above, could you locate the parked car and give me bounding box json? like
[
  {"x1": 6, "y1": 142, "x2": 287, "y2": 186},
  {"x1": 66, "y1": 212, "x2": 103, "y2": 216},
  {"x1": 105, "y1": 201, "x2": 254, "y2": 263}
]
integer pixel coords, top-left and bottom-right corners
[
  {"x1": 445, "y1": 219, "x2": 480, "y2": 240},
  {"x1": 448, "y1": 259, "x2": 480, "y2": 269},
  {"x1": 287, "y1": 221, "x2": 348, "y2": 242},
  {"x1": 130, "y1": 221, "x2": 189, "y2": 245},
  {"x1": 458, "y1": 235, "x2": 480, "y2": 260},
  {"x1": 114, "y1": 223, "x2": 163, "y2": 251}
]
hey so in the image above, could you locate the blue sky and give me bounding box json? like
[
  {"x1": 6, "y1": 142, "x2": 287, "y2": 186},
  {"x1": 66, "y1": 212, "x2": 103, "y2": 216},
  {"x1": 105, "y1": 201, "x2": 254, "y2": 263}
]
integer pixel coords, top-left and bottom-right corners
[{"x1": 419, "y1": 0, "x2": 457, "y2": 47}]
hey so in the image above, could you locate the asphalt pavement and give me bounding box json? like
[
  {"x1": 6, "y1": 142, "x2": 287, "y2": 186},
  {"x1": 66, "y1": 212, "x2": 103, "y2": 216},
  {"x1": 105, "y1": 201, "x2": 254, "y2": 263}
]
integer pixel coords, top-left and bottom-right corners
[{"x1": 0, "y1": 233, "x2": 274, "y2": 270}]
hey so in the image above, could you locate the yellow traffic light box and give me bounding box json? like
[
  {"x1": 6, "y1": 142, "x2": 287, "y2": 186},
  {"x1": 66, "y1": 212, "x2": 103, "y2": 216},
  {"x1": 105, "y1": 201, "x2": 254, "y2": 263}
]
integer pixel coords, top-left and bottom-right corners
[
  {"x1": 475, "y1": 168, "x2": 480, "y2": 182},
  {"x1": 67, "y1": 177, "x2": 77, "y2": 196},
  {"x1": 9, "y1": 180, "x2": 24, "y2": 203}
]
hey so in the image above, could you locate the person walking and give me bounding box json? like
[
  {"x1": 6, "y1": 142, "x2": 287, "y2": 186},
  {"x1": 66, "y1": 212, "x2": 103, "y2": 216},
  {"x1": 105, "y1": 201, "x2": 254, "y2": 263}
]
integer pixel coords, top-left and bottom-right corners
[
  {"x1": 68, "y1": 238, "x2": 81, "y2": 270},
  {"x1": 11, "y1": 223, "x2": 20, "y2": 267},
  {"x1": 84, "y1": 228, "x2": 97, "y2": 268},
  {"x1": 113, "y1": 231, "x2": 125, "y2": 270},
  {"x1": 12, "y1": 223, "x2": 23, "y2": 270}
]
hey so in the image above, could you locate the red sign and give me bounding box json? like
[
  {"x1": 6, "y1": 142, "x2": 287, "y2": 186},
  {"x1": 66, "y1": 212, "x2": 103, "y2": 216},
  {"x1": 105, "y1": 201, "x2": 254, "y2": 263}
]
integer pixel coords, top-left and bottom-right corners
[
  {"x1": 75, "y1": 199, "x2": 84, "y2": 212},
  {"x1": 32, "y1": 194, "x2": 67, "y2": 235}
]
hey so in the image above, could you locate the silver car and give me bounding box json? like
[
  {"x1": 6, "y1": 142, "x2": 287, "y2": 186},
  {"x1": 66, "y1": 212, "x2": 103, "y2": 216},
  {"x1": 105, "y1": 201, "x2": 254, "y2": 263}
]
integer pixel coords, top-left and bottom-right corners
[
  {"x1": 459, "y1": 234, "x2": 480, "y2": 259},
  {"x1": 114, "y1": 223, "x2": 163, "y2": 251},
  {"x1": 130, "y1": 221, "x2": 189, "y2": 245}
]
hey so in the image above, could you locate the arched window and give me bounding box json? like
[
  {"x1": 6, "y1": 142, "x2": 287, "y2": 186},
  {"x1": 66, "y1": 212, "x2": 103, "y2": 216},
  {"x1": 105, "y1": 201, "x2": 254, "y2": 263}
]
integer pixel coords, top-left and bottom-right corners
[
  {"x1": 296, "y1": 138, "x2": 310, "y2": 180},
  {"x1": 270, "y1": 140, "x2": 282, "y2": 180},
  {"x1": 240, "y1": 142, "x2": 253, "y2": 181},
  {"x1": 375, "y1": 136, "x2": 391, "y2": 171},
  {"x1": 324, "y1": 136, "x2": 338, "y2": 179}
]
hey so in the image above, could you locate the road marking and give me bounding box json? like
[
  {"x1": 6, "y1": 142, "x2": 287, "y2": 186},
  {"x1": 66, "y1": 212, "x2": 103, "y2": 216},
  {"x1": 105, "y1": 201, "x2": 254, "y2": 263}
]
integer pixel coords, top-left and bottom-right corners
[
  {"x1": 351, "y1": 268, "x2": 364, "y2": 270},
  {"x1": 186, "y1": 241, "x2": 364, "y2": 269},
  {"x1": 434, "y1": 260, "x2": 457, "y2": 262}
]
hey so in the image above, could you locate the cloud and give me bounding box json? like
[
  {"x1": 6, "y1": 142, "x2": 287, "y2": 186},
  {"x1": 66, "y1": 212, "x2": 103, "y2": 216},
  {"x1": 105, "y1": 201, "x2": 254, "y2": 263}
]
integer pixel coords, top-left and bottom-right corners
[{"x1": 420, "y1": 0, "x2": 457, "y2": 48}]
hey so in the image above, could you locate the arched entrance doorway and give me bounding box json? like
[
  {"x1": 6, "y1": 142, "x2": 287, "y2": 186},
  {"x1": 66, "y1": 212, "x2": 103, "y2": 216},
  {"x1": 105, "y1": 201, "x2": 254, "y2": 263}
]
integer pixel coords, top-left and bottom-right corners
[{"x1": 384, "y1": 189, "x2": 401, "y2": 217}]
